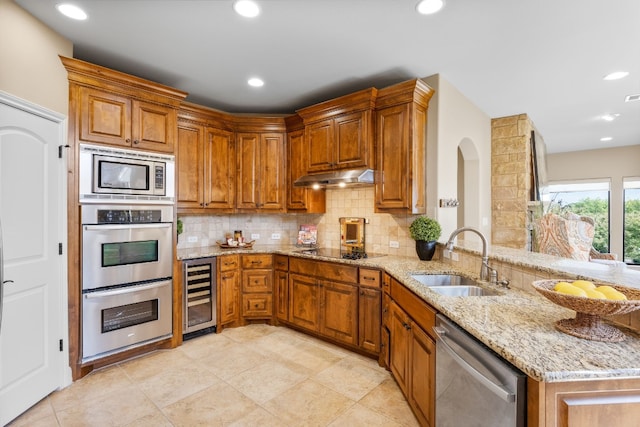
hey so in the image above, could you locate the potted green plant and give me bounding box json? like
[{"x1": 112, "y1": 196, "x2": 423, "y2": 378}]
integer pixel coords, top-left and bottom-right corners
[{"x1": 409, "y1": 216, "x2": 442, "y2": 260}]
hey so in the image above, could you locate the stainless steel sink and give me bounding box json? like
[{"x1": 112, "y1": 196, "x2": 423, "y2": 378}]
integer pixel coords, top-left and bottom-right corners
[
  {"x1": 410, "y1": 274, "x2": 502, "y2": 296},
  {"x1": 410, "y1": 274, "x2": 476, "y2": 287},
  {"x1": 428, "y1": 285, "x2": 501, "y2": 297}
]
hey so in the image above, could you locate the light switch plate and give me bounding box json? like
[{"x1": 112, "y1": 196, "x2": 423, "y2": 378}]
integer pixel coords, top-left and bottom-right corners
[{"x1": 389, "y1": 240, "x2": 400, "y2": 248}]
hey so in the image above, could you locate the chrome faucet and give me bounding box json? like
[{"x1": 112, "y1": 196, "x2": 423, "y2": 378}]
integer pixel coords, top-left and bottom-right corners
[{"x1": 445, "y1": 227, "x2": 491, "y2": 281}]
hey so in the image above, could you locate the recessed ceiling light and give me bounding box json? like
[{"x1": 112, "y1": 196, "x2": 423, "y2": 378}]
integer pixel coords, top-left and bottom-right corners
[
  {"x1": 56, "y1": 3, "x2": 87, "y2": 20},
  {"x1": 233, "y1": 0, "x2": 260, "y2": 18},
  {"x1": 601, "y1": 113, "x2": 620, "y2": 122},
  {"x1": 247, "y1": 77, "x2": 264, "y2": 87},
  {"x1": 416, "y1": 0, "x2": 445, "y2": 15},
  {"x1": 600, "y1": 137, "x2": 613, "y2": 142},
  {"x1": 603, "y1": 71, "x2": 629, "y2": 81}
]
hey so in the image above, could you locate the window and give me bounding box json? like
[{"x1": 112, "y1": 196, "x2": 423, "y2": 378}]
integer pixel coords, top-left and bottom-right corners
[
  {"x1": 623, "y1": 178, "x2": 640, "y2": 265},
  {"x1": 542, "y1": 180, "x2": 611, "y2": 253}
]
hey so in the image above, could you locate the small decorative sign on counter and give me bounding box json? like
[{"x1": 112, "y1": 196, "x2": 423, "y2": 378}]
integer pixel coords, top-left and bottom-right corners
[{"x1": 297, "y1": 224, "x2": 317, "y2": 246}]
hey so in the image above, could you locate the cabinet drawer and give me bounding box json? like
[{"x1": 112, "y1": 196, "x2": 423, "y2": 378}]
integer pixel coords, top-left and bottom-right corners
[
  {"x1": 241, "y1": 254, "x2": 273, "y2": 269},
  {"x1": 242, "y1": 269, "x2": 273, "y2": 293},
  {"x1": 219, "y1": 254, "x2": 239, "y2": 272},
  {"x1": 390, "y1": 277, "x2": 437, "y2": 339},
  {"x1": 274, "y1": 255, "x2": 289, "y2": 271},
  {"x1": 242, "y1": 293, "x2": 273, "y2": 317},
  {"x1": 359, "y1": 268, "x2": 381, "y2": 288},
  {"x1": 290, "y1": 258, "x2": 358, "y2": 283}
]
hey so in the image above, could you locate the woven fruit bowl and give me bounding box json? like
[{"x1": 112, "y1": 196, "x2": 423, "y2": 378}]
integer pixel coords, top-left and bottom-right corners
[{"x1": 532, "y1": 279, "x2": 640, "y2": 342}]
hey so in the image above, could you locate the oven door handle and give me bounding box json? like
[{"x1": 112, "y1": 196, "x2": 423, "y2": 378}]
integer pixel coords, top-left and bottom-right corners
[
  {"x1": 84, "y1": 280, "x2": 170, "y2": 299},
  {"x1": 433, "y1": 325, "x2": 515, "y2": 403},
  {"x1": 83, "y1": 223, "x2": 172, "y2": 231}
]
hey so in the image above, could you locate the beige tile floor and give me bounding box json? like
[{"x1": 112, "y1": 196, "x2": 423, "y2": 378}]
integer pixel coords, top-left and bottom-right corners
[{"x1": 9, "y1": 324, "x2": 419, "y2": 426}]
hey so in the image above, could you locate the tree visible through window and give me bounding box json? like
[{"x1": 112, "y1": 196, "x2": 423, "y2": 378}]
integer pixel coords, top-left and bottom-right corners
[
  {"x1": 624, "y1": 178, "x2": 640, "y2": 265},
  {"x1": 542, "y1": 181, "x2": 610, "y2": 253}
]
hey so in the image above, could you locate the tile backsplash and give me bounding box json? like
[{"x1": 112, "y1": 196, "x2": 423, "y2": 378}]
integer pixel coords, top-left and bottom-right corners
[{"x1": 177, "y1": 187, "x2": 421, "y2": 258}]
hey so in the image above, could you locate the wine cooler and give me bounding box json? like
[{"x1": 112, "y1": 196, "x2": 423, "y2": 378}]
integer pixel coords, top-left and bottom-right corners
[{"x1": 183, "y1": 257, "x2": 217, "y2": 335}]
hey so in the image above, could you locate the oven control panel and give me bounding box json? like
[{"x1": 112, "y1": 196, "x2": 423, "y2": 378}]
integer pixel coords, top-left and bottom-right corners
[{"x1": 97, "y1": 209, "x2": 162, "y2": 224}]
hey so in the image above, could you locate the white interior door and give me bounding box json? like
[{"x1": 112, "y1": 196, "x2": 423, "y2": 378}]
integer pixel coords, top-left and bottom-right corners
[{"x1": 0, "y1": 92, "x2": 68, "y2": 425}]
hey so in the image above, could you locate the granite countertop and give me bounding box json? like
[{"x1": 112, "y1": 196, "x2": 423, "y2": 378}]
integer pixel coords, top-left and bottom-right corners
[{"x1": 176, "y1": 244, "x2": 640, "y2": 383}]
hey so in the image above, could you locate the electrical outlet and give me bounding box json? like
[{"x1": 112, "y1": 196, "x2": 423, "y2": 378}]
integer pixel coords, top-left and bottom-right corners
[
  {"x1": 271, "y1": 233, "x2": 281, "y2": 240},
  {"x1": 389, "y1": 240, "x2": 400, "y2": 248},
  {"x1": 251, "y1": 233, "x2": 260, "y2": 240},
  {"x1": 451, "y1": 252, "x2": 460, "y2": 262},
  {"x1": 443, "y1": 249, "x2": 450, "y2": 259},
  {"x1": 187, "y1": 236, "x2": 198, "y2": 243}
]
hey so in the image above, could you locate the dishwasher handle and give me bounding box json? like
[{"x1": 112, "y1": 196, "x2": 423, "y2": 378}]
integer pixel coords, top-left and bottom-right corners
[{"x1": 433, "y1": 325, "x2": 515, "y2": 403}]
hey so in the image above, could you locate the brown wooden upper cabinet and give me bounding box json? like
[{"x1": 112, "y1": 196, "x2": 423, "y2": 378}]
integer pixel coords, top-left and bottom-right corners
[
  {"x1": 61, "y1": 57, "x2": 187, "y2": 154},
  {"x1": 176, "y1": 103, "x2": 236, "y2": 213},
  {"x1": 285, "y1": 116, "x2": 326, "y2": 213},
  {"x1": 236, "y1": 123, "x2": 286, "y2": 212},
  {"x1": 374, "y1": 79, "x2": 434, "y2": 214},
  {"x1": 296, "y1": 88, "x2": 377, "y2": 174}
]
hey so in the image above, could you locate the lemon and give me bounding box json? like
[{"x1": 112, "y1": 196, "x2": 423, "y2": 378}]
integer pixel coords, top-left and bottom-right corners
[
  {"x1": 554, "y1": 281, "x2": 574, "y2": 292},
  {"x1": 596, "y1": 286, "x2": 628, "y2": 301},
  {"x1": 555, "y1": 283, "x2": 587, "y2": 297},
  {"x1": 572, "y1": 280, "x2": 596, "y2": 291},
  {"x1": 585, "y1": 289, "x2": 606, "y2": 299}
]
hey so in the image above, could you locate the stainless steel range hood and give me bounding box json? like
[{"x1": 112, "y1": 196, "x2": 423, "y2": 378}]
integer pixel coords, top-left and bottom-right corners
[{"x1": 293, "y1": 169, "x2": 374, "y2": 188}]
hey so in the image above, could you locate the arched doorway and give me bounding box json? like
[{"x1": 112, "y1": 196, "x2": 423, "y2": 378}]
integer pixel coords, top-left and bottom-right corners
[{"x1": 457, "y1": 138, "x2": 480, "y2": 229}]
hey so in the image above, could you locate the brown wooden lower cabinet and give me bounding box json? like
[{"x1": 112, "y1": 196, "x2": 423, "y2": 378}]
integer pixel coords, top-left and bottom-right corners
[
  {"x1": 217, "y1": 254, "x2": 240, "y2": 327},
  {"x1": 528, "y1": 377, "x2": 640, "y2": 427},
  {"x1": 359, "y1": 287, "x2": 381, "y2": 352},
  {"x1": 289, "y1": 272, "x2": 320, "y2": 331},
  {"x1": 319, "y1": 280, "x2": 358, "y2": 346},
  {"x1": 274, "y1": 269, "x2": 289, "y2": 322}
]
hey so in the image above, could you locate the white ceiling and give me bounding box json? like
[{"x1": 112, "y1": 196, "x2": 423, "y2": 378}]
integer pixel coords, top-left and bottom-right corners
[{"x1": 16, "y1": 0, "x2": 640, "y2": 154}]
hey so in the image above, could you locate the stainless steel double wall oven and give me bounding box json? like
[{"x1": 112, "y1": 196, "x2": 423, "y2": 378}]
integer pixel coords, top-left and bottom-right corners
[{"x1": 79, "y1": 144, "x2": 175, "y2": 362}]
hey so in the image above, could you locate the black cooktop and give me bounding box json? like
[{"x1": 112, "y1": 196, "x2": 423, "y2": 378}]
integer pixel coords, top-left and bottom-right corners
[{"x1": 294, "y1": 248, "x2": 387, "y2": 260}]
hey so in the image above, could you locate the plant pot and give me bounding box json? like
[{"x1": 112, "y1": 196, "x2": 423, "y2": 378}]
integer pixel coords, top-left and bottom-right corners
[{"x1": 415, "y1": 240, "x2": 437, "y2": 261}]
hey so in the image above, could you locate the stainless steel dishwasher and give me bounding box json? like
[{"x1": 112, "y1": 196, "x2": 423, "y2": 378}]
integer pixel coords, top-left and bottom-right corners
[{"x1": 433, "y1": 314, "x2": 526, "y2": 427}]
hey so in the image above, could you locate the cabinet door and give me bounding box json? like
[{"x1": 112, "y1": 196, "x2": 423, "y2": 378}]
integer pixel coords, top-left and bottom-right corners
[
  {"x1": 375, "y1": 104, "x2": 410, "y2": 210},
  {"x1": 306, "y1": 120, "x2": 334, "y2": 172},
  {"x1": 288, "y1": 273, "x2": 319, "y2": 331},
  {"x1": 320, "y1": 280, "x2": 358, "y2": 346},
  {"x1": 287, "y1": 129, "x2": 326, "y2": 213},
  {"x1": 177, "y1": 122, "x2": 205, "y2": 209},
  {"x1": 132, "y1": 100, "x2": 176, "y2": 153},
  {"x1": 79, "y1": 86, "x2": 132, "y2": 146},
  {"x1": 275, "y1": 270, "x2": 289, "y2": 322},
  {"x1": 389, "y1": 301, "x2": 411, "y2": 396},
  {"x1": 334, "y1": 111, "x2": 369, "y2": 170},
  {"x1": 409, "y1": 323, "x2": 436, "y2": 427},
  {"x1": 258, "y1": 133, "x2": 285, "y2": 211},
  {"x1": 236, "y1": 133, "x2": 259, "y2": 209},
  {"x1": 219, "y1": 268, "x2": 239, "y2": 325},
  {"x1": 358, "y1": 287, "x2": 381, "y2": 353},
  {"x1": 204, "y1": 127, "x2": 235, "y2": 210}
]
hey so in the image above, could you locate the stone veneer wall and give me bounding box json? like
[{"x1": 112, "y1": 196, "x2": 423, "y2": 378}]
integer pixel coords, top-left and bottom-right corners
[
  {"x1": 177, "y1": 187, "x2": 421, "y2": 258},
  {"x1": 491, "y1": 114, "x2": 534, "y2": 249}
]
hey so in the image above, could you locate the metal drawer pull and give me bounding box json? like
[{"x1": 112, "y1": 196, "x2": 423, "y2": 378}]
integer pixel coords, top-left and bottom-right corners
[{"x1": 433, "y1": 326, "x2": 515, "y2": 402}]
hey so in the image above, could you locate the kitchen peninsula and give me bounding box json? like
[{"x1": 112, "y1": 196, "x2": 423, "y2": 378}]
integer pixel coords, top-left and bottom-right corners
[{"x1": 178, "y1": 242, "x2": 640, "y2": 426}]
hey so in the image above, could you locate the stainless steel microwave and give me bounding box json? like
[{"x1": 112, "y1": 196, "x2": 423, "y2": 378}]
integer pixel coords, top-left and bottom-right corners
[{"x1": 79, "y1": 144, "x2": 175, "y2": 204}]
